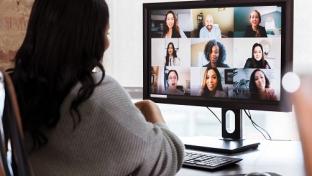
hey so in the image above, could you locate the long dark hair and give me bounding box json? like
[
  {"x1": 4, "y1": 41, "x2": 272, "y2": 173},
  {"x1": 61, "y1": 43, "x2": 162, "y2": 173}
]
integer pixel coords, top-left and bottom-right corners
[
  {"x1": 163, "y1": 10, "x2": 181, "y2": 38},
  {"x1": 165, "y1": 42, "x2": 177, "y2": 66},
  {"x1": 250, "y1": 43, "x2": 270, "y2": 68},
  {"x1": 200, "y1": 67, "x2": 223, "y2": 96},
  {"x1": 204, "y1": 40, "x2": 226, "y2": 66},
  {"x1": 12, "y1": 0, "x2": 109, "y2": 148},
  {"x1": 249, "y1": 69, "x2": 270, "y2": 99}
]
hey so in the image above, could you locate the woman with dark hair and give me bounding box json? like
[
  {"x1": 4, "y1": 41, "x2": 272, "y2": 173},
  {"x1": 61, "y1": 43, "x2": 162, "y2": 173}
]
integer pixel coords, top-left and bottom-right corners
[
  {"x1": 165, "y1": 42, "x2": 181, "y2": 66},
  {"x1": 249, "y1": 69, "x2": 277, "y2": 100},
  {"x1": 163, "y1": 10, "x2": 186, "y2": 38},
  {"x1": 244, "y1": 43, "x2": 271, "y2": 69},
  {"x1": 164, "y1": 70, "x2": 184, "y2": 95},
  {"x1": 12, "y1": 0, "x2": 184, "y2": 175},
  {"x1": 244, "y1": 10, "x2": 267, "y2": 37},
  {"x1": 203, "y1": 40, "x2": 229, "y2": 68},
  {"x1": 200, "y1": 67, "x2": 227, "y2": 97}
]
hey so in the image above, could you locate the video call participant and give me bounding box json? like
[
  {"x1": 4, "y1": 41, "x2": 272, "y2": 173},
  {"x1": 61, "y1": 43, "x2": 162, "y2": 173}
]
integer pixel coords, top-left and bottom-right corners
[
  {"x1": 244, "y1": 43, "x2": 271, "y2": 69},
  {"x1": 203, "y1": 40, "x2": 229, "y2": 68},
  {"x1": 165, "y1": 42, "x2": 181, "y2": 66},
  {"x1": 199, "y1": 14, "x2": 221, "y2": 39},
  {"x1": 200, "y1": 67, "x2": 227, "y2": 97},
  {"x1": 163, "y1": 10, "x2": 186, "y2": 38},
  {"x1": 12, "y1": 0, "x2": 184, "y2": 175},
  {"x1": 164, "y1": 70, "x2": 184, "y2": 95},
  {"x1": 249, "y1": 69, "x2": 277, "y2": 101},
  {"x1": 244, "y1": 10, "x2": 267, "y2": 37}
]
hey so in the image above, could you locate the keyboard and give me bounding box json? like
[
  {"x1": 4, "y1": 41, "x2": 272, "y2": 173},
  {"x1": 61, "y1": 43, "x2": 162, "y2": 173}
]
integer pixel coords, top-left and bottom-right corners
[{"x1": 183, "y1": 151, "x2": 242, "y2": 170}]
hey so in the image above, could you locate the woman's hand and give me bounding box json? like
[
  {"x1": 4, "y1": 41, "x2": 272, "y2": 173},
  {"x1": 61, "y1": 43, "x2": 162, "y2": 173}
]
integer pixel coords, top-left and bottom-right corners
[{"x1": 135, "y1": 100, "x2": 165, "y2": 124}]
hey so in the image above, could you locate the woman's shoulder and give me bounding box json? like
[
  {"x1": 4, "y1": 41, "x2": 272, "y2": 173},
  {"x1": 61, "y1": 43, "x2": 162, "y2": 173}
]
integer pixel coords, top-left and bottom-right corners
[
  {"x1": 265, "y1": 88, "x2": 275, "y2": 94},
  {"x1": 65, "y1": 72, "x2": 133, "y2": 113},
  {"x1": 264, "y1": 60, "x2": 271, "y2": 68},
  {"x1": 246, "y1": 58, "x2": 253, "y2": 62},
  {"x1": 244, "y1": 58, "x2": 254, "y2": 68},
  {"x1": 265, "y1": 88, "x2": 277, "y2": 100},
  {"x1": 215, "y1": 90, "x2": 227, "y2": 97},
  {"x1": 245, "y1": 58, "x2": 253, "y2": 63},
  {"x1": 218, "y1": 63, "x2": 230, "y2": 68},
  {"x1": 92, "y1": 72, "x2": 132, "y2": 102},
  {"x1": 259, "y1": 25, "x2": 266, "y2": 31},
  {"x1": 258, "y1": 26, "x2": 267, "y2": 36}
]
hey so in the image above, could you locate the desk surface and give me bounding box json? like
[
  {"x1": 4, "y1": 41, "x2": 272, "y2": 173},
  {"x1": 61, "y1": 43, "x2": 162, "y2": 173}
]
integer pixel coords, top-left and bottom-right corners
[{"x1": 178, "y1": 137, "x2": 305, "y2": 176}]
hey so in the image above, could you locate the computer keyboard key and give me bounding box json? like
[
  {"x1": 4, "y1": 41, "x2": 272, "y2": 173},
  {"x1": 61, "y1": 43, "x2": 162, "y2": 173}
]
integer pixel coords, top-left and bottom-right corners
[{"x1": 183, "y1": 151, "x2": 242, "y2": 170}]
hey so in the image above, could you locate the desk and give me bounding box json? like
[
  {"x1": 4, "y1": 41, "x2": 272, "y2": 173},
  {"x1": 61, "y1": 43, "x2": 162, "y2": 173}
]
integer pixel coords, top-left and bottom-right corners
[{"x1": 178, "y1": 137, "x2": 305, "y2": 176}]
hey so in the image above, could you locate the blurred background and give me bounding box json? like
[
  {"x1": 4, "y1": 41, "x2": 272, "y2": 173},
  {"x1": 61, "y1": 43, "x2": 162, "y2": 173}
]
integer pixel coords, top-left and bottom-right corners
[{"x1": 0, "y1": 0, "x2": 310, "y2": 140}]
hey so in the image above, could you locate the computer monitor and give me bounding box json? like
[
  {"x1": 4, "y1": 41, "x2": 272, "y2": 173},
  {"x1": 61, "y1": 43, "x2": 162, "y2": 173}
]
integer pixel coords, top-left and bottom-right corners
[{"x1": 143, "y1": 0, "x2": 293, "y2": 153}]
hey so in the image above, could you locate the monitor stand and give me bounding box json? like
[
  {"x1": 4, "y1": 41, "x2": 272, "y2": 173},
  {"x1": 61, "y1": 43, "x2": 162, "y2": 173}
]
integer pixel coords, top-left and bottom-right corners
[{"x1": 184, "y1": 108, "x2": 260, "y2": 154}]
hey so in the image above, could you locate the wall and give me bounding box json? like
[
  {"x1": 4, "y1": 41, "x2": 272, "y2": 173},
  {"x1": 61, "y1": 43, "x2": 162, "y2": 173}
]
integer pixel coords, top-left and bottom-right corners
[{"x1": 0, "y1": 0, "x2": 33, "y2": 69}]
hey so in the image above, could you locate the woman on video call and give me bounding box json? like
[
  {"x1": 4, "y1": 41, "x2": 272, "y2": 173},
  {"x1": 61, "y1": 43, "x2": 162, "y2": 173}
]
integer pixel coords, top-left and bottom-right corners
[
  {"x1": 165, "y1": 42, "x2": 181, "y2": 66},
  {"x1": 203, "y1": 40, "x2": 229, "y2": 68},
  {"x1": 12, "y1": 0, "x2": 184, "y2": 175},
  {"x1": 249, "y1": 69, "x2": 277, "y2": 101},
  {"x1": 244, "y1": 10, "x2": 267, "y2": 37},
  {"x1": 164, "y1": 70, "x2": 184, "y2": 95},
  {"x1": 200, "y1": 67, "x2": 226, "y2": 97},
  {"x1": 163, "y1": 10, "x2": 186, "y2": 38},
  {"x1": 244, "y1": 43, "x2": 271, "y2": 69}
]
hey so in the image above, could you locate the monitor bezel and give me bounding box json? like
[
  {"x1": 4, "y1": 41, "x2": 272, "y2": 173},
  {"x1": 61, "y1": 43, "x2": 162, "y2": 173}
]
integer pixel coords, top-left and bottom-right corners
[{"x1": 143, "y1": 0, "x2": 293, "y2": 112}]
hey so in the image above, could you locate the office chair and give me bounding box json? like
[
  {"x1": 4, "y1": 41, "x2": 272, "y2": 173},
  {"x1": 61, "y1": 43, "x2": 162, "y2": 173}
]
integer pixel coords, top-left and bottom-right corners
[{"x1": 0, "y1": 70, "x2": 33, "y2": 176}]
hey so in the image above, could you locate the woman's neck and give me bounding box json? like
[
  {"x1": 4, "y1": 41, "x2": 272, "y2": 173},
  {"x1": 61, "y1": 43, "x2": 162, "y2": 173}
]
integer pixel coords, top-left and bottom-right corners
[
  {"x1": 256, "y1": 88, "x2": 266, "y2": 99},
  {"x1": 253, "y1": 58, "x2": 262, "y2": 62},
  {"x1": 251, "y1": 25, "x2": 258, "y2": 31},
  {"x1": 166, "y1": 29, "x2": 173, "y2": 37},
  {"x1": 209, "y1": 89, "x2": 216, "y2": 96},
  {"x1": 210, "y1": 62, "x2": 217, "y2": 68}
]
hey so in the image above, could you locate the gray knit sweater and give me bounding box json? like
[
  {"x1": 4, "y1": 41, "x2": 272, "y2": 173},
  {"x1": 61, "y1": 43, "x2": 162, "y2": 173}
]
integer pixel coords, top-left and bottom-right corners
[{"x1": 27, "y1": 73, "x2": 184, "y2": 176}]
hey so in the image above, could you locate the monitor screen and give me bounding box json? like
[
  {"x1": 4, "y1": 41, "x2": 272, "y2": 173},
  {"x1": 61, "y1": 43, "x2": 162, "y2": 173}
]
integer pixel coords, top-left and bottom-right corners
[{"x1": 143, "y1": 0, "x2": 293, "y2": 112}]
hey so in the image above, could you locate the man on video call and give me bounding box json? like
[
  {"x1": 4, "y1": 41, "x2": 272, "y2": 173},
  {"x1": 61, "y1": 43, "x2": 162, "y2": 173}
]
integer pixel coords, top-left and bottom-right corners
[{"x1": 199, "y1": 14, "x2": 222, "y2": 39}]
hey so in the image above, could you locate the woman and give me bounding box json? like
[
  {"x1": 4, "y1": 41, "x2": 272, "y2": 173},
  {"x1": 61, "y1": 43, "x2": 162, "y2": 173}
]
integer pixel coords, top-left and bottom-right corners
[
  {"x1": 163, "y1": 10, "x2": 186, "y2": 38},
  {"x1": 200, "y1": 67, "x2": 226, "y2": 97},
  {"x1": 244, "y1": 10, "x2": 267, "y2": 37},
  {"x1": 12, "y1": 0, "x2": 184, "y2": 175},
  {"x1": 244, "y1": 43, "x2": 271, "y2": 69},
  {"x1": 165, "y1": 42, "x2": 181, "y2": 66},
  {"x1": 249, "y1": 69, "x2": 277, "y2": 100},
  {"x1": 164, "y1": 70, "x2": 184, "y2": 95},
  {"x1": 203, "y1": 40, "x2": 229, "y2": 68}
]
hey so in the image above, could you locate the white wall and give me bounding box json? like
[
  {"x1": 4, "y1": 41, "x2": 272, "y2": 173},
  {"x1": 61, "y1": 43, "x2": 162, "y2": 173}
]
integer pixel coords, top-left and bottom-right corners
[
  {"x1": 105, "y1": 0, "x2": 312, "y2": 87},
  {"x1": 293, "y1": 0, "x2": 312, "y2": 74},
  {"x1": 104, "y1": 0, "x2": 194, "y2": 87}
]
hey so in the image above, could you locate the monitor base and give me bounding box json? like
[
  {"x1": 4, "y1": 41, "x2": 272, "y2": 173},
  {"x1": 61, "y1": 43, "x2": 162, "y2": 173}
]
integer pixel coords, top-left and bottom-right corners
[{"x1": 184, "y1": 137, "x2": 260, "y2": 154}]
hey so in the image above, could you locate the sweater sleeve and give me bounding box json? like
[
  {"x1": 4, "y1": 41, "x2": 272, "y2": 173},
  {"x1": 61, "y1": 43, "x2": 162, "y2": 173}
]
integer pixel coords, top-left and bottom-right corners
[
  {"x1": 90, "y1": 74, "x2": 185, "y2": 176},
  {"x1": 133, "y1": 123, "x2": 185, "y2": 176}
]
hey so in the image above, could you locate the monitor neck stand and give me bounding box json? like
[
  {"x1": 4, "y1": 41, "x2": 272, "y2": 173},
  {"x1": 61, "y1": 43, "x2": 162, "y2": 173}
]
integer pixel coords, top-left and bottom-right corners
[{"x1": 184, "y1": 108, "x2": 260, "y2": 154}]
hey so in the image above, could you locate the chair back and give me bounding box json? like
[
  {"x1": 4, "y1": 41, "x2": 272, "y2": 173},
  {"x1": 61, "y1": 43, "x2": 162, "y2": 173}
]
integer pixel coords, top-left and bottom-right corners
[{"x1": 0, "y1": 70, "x2": 32, "y2": 176}]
